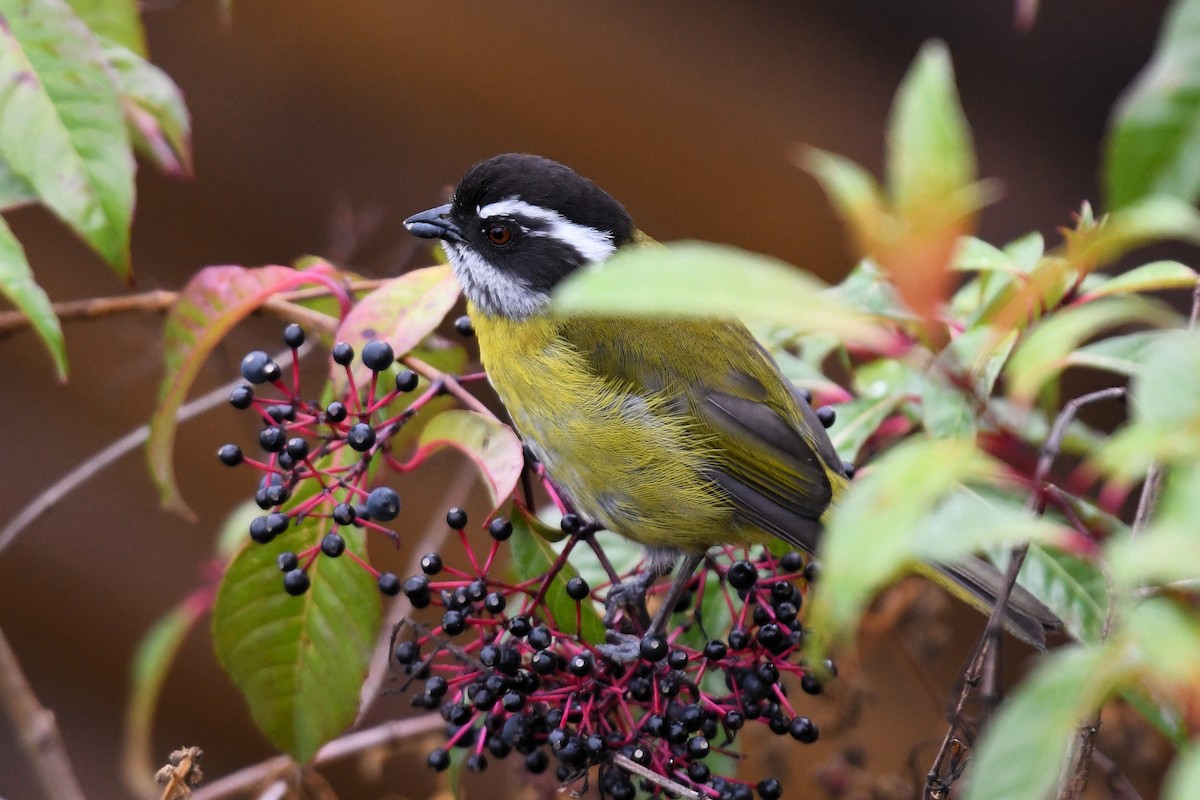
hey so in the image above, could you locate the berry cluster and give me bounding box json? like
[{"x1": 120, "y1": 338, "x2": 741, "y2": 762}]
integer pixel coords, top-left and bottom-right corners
[
  {"x1": 395, "y1": 508, "x2": 830, "y2": 799},
  {"x1": 218, "y1": 323, "x2": 436, "y2": 596}
]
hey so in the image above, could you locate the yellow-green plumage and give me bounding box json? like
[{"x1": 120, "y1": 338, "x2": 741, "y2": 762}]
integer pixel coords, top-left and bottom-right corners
[{"x1": 472, "y1": 308, "x2": 849, "y2": 555}]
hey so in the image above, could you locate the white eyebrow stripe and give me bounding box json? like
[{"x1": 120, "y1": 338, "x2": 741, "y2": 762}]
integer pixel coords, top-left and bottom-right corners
[{"x1": 477, "y1": 197, "x2": 617, "y2": 264}]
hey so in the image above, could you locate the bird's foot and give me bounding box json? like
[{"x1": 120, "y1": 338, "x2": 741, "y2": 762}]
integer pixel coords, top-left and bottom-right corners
[
  {"x1": 595, "y1": 630, "x2": 642, "y2": 663},
  {"x1": 603, "y1": 571, "x2": 656, "y2": 629}
]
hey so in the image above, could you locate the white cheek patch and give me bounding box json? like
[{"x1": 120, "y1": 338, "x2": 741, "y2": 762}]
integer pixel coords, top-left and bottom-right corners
[
  {"x1": 478, "y1": 197, "x2": 617, "y2": 264},
  {"x1": 444, "y1": 243, "x2": 550, "y2": 319}
]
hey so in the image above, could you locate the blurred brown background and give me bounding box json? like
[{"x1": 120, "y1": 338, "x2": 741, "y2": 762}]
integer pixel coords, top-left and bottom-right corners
[{"x1": 0, "y1": 1, "x2": 1173, "y2": 798}]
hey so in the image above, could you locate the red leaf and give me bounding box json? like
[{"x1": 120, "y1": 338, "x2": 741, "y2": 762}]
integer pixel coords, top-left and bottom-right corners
[
  {"x1": 331, "y1": 265, "x2": 460, "y2": 394},
  {"x1": 148, "y1": 262, "x2": 340, "y2": 517}
]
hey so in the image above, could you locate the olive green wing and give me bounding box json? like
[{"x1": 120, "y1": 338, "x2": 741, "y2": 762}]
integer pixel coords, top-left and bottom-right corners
[{"x1": 556, "y1": 316, "x2": 845, "y2": 555}]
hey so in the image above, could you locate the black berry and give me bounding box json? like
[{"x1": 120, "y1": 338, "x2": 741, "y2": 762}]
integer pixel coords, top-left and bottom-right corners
[
  {"x1": 378, "y1": 572, "x2": 401, "y2": 596},
  {"x1": 283, "y1": 569, "x2": 309, "y2": 595},
  {"x1": 283, "y1": 323, "x2": 305, "y2": 348},
  {"x1": 259, "y1": 426, "x2": 286, "y2": 452},
  {"x1": 276, "y1": 551, "x2": 298, "y2": 571},
  {"x1": 816, "y1": 406, "x2": 836, "y2": 428},
  {"x1": 240, "y1": 350, "x2": 280, "y2": 384},
  {"x1": 331, "y1": 342, "x2": 354, "y2": 366},
  {"x1": 395, "y1": 369, "x2": 419, "y2": 392},
  {"x1": 366, "y1": 486, "x2": 401, "y2": 521},
  {"x1": 229, "y1": 384, "x2": 254, "y2": 409},
  {"x1": 454, "y1": 315, "x2": 474, "y2": 336},
  {"x1": 346, "y1": 423, "x2": 376, "y2": 451},
  {"x1": 565, "y1": 576, "x2": 589, "y2": 601},
  {"x1": 446, "y1": 507, "x2": 468, "y2": 529},
  {"x1": 728, "y1": 559, "x2": 757, "y2": 590},
  {"x1": 321, "y1": 532, "x2": 345, "y2": 557},
  {"x1": 361, "y1": 339, "x2": 395, "y2": 371},
  {"x1": 488, "y1": 516, "x2": 513, "y2": 541},
  {"x1": 324, "y1": 401, "x2": 347, "y2": 423},
  {"x1": 420, "y1": 552, "x2": 443, "y2": 574},
  {"x1": 217, "y1": 444, "x2": 243, "y2": 466},
  {"x1": 427, "y1": 747, "x2": 450, "y2": 771}
]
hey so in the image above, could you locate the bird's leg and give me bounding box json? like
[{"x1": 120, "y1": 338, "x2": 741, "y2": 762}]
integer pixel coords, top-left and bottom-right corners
[
  {"x1": 602, "y1": 567, "x2": 658, "y2": 629},
  {"x1": 600, "y1": 553, "x2": 705, "y2": 662}
]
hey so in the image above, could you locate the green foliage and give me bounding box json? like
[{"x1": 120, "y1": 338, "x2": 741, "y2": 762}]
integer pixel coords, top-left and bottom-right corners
[
  {"x1": 1105, "y1": 0, "x2": 1200, "y2": 208},
  {"x1": 0, "y1": 217, "x2": 65, "y2": 377},
  {"x1": 212, "y1": 507, "x2": 379, "y2": 763},
  {"x1": 0, "y1": 0, "x2": 189, "y2": 376},
  {"x1": 510, "y1": 509, "x2": 606, "y2": 644}
]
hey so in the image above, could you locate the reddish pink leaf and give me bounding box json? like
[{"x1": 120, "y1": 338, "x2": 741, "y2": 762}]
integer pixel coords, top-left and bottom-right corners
[
  {"x1": 331, "y1": 265, "x2": 460, "y2": 394},
  {"x1": 148, "y1": 262, "x2": 340, "y2": 517},
  {"x1": 405, "y1": 410, "x2": 524, "y2": 509}
]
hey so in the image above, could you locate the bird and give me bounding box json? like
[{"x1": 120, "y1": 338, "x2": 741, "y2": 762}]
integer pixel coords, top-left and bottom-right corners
[{"x1": 404, "y1": 153, "x2": 1059, "y2": 652}]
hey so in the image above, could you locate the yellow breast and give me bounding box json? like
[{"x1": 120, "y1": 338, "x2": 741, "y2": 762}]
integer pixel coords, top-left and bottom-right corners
[{"x1": 470, "y1": 308, "x2": 740, "y2": 552}]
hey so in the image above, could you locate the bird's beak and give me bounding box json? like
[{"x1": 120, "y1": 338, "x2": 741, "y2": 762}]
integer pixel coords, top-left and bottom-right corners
[{"x1": 404, "y1": 203, "x2": 463, "y2": 243}]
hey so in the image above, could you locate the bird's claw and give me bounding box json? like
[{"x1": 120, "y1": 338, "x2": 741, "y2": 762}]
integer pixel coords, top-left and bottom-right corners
[
  {"x1": 596, "y1": 630, "x2": 642, "y2": 663},
  {"x1": 603, "y1": 573, "x2": 655, "y2": 629}
]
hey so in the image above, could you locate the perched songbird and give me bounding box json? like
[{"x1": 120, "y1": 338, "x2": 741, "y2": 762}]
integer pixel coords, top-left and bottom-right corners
[{"x1": 405, "y1": 153, "x2": 1058, "y2": 650}]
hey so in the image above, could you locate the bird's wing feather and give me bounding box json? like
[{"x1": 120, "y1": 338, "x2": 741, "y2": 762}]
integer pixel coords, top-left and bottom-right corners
[{"x1": 557, "y1": 316, "x2": 842, "y2": 554}]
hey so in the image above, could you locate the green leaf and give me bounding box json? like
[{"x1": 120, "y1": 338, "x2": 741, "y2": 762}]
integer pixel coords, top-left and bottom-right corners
[
  {"x1": 827, "y1": 394, "x2": 904, "y2": 464},
  {"x1": 0, "y1": 156, "x2": 34, "y2": 209},
  {"x1": 952, "y1": 236, "x2": 1024, "y2": 275},
  {"x1": 331, "y1": 265, "x2": 460, "y2": 396},
  {"x1": 102, "y1": 39, "x2": 192, "y2": 176},
  {"x1": 123, "y1": 594, "x2": 207, "y2": 795},
  {"x1": 1005, "y1": 295, "x2": 1179, "y2": 403},
  {"x1": 799, "y1": 147, "x2": 888, "y2": 256},
  {"x1": 921, "y1": 378, "x2": 975, "y2": 438},
  {"x1": 1081, "y1": 260, "x2": 1197, "y2": 301},
  {"x1": 826, "y1": 259, "x2": 914, "y2": 321},
  {"x1": 886, "y1": 40, "x2": 976, "y2": 222},
  {"x1": 1109, "y1": 464, "x2": 1200, "y2": 587},
  {"x1": 1104, "y1": 0, "x2": 1200, "y2": 208},
  {"x1": 909, "y1": 488, "x2": 1065, "y2": 565},
  {"x1": 992, "y1": 544, "x2": 1108, "y2": 644},
  {"x1": 148, "y1": 262, "x2": 339, "y2": 517},
  {"x1": 552, "y1": 530, "x2": 643, "y2": 597},
  {"x1": 406, "y1": 410, "x2": 523, "y2": 510},
  {"x1": 1099, "y1": 330, "x2": 1200, "y2": 476},
  {"x1": 965, "y1": 645, "x2": 1127, "y2": 800},
  {"x1": 66, "y1": 0, "x2": 144, "y2": 55},
  {"x1": 1129, "y1": 329, "x2": 1200, "y2": 427},
  {"x1": 809, "y1": 439, "x2": 1003, "y2": 643},
  {"x1": 509, "y1": 509, "x2": 606, "y2": 644},
  {"x1": 1126, "y1": 598, "x2": 1200, "y2": 687},
  {"x1": 1067, "y1": 196, "x2": 1200, "y2": 270},
  {"x1": 0, "y1": 0, "x2": 134, "y2": 277},
  {"x1": 1164, "y1": 741, "x2": 1200, "y2": 800},
  {"x1": 553, "y1": 241, "x2": 890, "y2": 348},
  {"x1": 0, "y1": 216, "x2": 65, "y2": 378},
  {"x1": 1065, "y1": 330, "x2": 1163, "y2": 377},
  {"x1": 213, "y1": 515, "x2": 379, "y2": 763}
]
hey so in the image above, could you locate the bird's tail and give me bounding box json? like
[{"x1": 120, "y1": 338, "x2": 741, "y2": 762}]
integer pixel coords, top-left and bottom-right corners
[{"x1": 917, "y1": 556, "x2": 1062, "y2": 650}]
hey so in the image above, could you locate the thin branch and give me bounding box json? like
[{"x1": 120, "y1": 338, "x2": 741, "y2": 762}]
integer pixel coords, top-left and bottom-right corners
[
  {"x1": 403, "y1": 354, "x2": 493, "y2": 417},
  {"x1": 0, "y1": 346, "x2": 303, "y2": 557},
  {"x1": 189, "y1": 714, "x2": 443, "y2": 800},
  {"x1": 0, "y1": 281, "x2": 393, "y2": 339},
  {"x1": 611, "y1": 754, "x2": 701, "y2": 800},
  {"x1": 925, "y1": 386, "x2": 1124, "y2": 798},
  {"x1": 0, "y1": 622, "x2": 88, "y2": 800}
]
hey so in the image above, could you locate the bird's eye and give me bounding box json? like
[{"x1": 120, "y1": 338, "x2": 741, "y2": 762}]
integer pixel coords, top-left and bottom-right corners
[{"x1": 486, "y1": 224, "x2": 514, "y2": 247}]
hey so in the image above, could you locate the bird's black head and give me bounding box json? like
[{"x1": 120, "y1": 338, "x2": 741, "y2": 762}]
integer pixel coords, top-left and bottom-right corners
[{"x1": 404, "y1": 154, "x2": 635, "y2": 319}]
